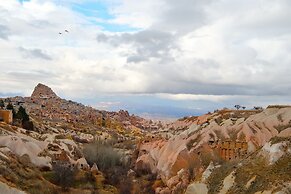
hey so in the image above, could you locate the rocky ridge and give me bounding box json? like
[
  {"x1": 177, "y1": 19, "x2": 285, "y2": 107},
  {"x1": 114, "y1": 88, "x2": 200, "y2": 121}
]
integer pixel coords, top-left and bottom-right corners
[{"x1": 135, "y1": 107, "x2": 291, "y2": 193}]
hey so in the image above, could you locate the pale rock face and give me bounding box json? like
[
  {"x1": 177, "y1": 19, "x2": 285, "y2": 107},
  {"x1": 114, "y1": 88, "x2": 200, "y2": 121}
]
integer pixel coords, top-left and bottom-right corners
[
  {"x1": 72, "y1": 133, "x2": 94, "y2": 143},
  {"x1": 278, "y1": 128, "x2": 291, "y2": 137},
  {"x1": 31, "y1": 83, "x2": 59, "y2": 99},
  {"x1": 136, "y1": 137, "x2": 190, "y2": 181},
  {"x1": 0, "y1": 181, "x2": 26, "y2": 194},
  {"x1": 179, "y1": 124, "x2": 200, "y2": 138},
  {"x1": 158, "y1": 187, "x2": 171, "y2": 194},
  {"x1": 219, "y1": 171, "x2": 236, "y2": 194},
  {"x1": 261, "y1": 141, "x2": 291, "y2": 164},
  {"x1": 75, "y1": 157, "x2": 89, "y2": 170},
  {"x1": 201, "y1": 162, "x2": 218, "y2": 182},
  {"x1": 0, "y1": 135, "x2": 51, "y2": 168},
  {"x1": 185, "y1": 183, "x2": 208, "y2": 194}
]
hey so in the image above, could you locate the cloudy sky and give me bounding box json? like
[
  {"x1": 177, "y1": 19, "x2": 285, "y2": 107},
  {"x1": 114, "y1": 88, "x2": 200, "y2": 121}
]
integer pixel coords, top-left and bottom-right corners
[{"x1": 1, "y1": 0, "x2": 291, "y2": 119}]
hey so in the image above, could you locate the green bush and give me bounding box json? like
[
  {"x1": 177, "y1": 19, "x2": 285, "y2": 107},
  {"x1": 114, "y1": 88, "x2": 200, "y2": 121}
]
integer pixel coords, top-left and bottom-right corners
[{"x1": 0, "y1": 99, "x2": 4, "y2": 108}]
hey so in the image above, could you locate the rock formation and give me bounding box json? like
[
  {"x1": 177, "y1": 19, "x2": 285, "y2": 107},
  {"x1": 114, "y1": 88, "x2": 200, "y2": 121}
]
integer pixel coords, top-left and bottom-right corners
[
  {"x1": 31, "y1": 83, "x2": 59, "y2": 99},
  {"x1": 135, "y1": 107, "x2": 291, "y2": 193}
]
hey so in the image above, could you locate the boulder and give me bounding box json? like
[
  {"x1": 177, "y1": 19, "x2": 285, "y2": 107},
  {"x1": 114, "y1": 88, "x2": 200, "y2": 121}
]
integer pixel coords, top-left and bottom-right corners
[
  {"x1": 185, "y1": 183, "x2": 208, "y2": 194},
  {"x1": 75, "y1": 157, "x2": 89, "y2": 170},
  {"x1": 72, "y1": 133, "x2": 94, "y2": 143},
  {"x1": 166, "y1": 175, "x2": 180, "y2": 189},
  {"x1": 91, "y1": 163, "x2": 99, "y2": 173}
]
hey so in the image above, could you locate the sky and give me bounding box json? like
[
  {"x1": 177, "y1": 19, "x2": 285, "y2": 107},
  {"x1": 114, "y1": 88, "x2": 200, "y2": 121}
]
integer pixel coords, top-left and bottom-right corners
[{"x1": 1, "y1": 0, "x2": 291, "y2": 119}]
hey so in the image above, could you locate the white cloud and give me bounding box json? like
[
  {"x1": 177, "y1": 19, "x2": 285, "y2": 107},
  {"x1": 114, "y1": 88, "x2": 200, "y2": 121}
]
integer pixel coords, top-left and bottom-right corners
[
  {"x1": 106, "y1": 0, "x2": 165, "y2": 29},
  {"x1": 157, "y1": 94, "x2": 235, "y2": 102},
  {"x1": 1, "y1": 0, "x2": 291, "y2": 116},
  {"x1": 94, "y1": 101, "x2": 121, "y2": 110}
]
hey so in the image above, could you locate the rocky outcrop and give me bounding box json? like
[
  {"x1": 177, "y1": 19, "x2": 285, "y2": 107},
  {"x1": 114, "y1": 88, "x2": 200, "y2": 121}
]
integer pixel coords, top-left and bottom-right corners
[
  {"x1": 185, "y1": 183, "x2": 208, "y2": 194},
  {"x1": 31, "y1": 83, "x2": 59, "y2": 99},
  {"x1": 0, "y1": 134, "x2": 51, "y2": 168},
  {"x1": 91, "y1": 163, "x2": 99, "y2": 173},
  {"x1": 72, "y1": 133, "x2": 94, "y2": 143},
  {"x1": 0, "y1": 122, "x2": 89, "y2": 170}
]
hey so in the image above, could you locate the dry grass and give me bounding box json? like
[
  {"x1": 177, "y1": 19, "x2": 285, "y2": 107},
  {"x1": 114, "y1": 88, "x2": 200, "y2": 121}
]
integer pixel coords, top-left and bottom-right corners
[
  {"x1": 0, "y1": 153, "x2": 57, "y2": 194},
  {"x1": 228, "y1": 153, "x2": 291, "y2": 194},
  {"x1": 206, "y1": 161, "x2": 237, "y2": 194},
  {"x1": 270, "y1": 136, "x2": 291, "y2": 145},
  {"x1": 267, "y1": 105, "x2": 291, "y2": 109}
]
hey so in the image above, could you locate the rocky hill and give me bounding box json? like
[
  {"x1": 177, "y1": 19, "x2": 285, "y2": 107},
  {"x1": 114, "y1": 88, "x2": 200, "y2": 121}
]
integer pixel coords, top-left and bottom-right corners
[
  {"x1": 31, "y1": 83, "x2": 59, "y2": 99},
  {"x1": 4, "y1": 83, "x2": 156, "y2": 135}
]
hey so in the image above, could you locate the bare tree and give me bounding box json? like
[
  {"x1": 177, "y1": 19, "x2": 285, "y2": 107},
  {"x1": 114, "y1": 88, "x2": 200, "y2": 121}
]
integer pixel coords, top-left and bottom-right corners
[
  {"x1": 234, "y1": 105, "x2": 241, "y2": 110},
  {"x1": 52, "y1": 162, "x2": 77, "y2": 191}
]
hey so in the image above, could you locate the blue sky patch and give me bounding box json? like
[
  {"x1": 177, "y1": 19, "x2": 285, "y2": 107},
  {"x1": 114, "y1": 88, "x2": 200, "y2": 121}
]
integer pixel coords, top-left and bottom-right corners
[
  {"x1": 71, "y1": 1, "x2": 139, "y2": 32},
  {"x1": 18, "y1": 0, "x2": 30, "y2": 4},
  {"x1": 72, "y1": 1, "x2": 114, "y2": 20}
]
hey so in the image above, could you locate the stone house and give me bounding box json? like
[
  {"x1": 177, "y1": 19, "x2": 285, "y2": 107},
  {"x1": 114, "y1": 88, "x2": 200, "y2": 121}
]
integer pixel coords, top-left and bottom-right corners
[
  {"x1": 215, "y1": 140, "x2": 248, "y2": 161},
  {"x1": 0, "y1": 109, "x2": 13, "y2": 124}
]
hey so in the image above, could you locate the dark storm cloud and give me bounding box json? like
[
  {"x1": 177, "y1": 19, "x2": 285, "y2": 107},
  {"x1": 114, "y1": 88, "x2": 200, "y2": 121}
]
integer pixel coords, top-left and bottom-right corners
[
  {"x1": 19, "y1": 47, "x2": 52, "y2": 60},
  {"x1": 152, "y1": 0, "x2": 214, "y2": 34},
  {"x1": 97, "y1": 30, "x2": 177, "y2": 63}
]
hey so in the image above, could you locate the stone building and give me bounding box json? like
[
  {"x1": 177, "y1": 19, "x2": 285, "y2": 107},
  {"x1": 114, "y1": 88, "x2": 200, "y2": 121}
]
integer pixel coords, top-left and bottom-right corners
[
  {"x1": 216, "y1": 140, "x2": 248, "y2": 161},
  {"x1": 0, "y1": 109, "x2": 13, "y2": 124}
]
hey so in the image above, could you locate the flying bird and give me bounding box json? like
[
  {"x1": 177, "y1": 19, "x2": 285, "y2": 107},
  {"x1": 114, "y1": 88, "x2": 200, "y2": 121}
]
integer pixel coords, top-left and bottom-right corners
[
  {"x1": 59, "y1": 32, "x2": 62, "y2": 35},
  {"x1": 65, "y1": 30, "x2": 69, "y2": 33}
]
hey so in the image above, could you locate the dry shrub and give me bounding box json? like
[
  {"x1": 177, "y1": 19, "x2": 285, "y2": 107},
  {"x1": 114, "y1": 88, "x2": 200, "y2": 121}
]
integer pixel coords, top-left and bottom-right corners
[
  {"x1": 83, "y1": 140, "x2": 132, "y2": 191},
  {"x1": 83, "y1": 140, "x2": 121, "y2": 171},
  {"x1": 52, "y1": 161, "x2": 78, "y2": 190}
]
